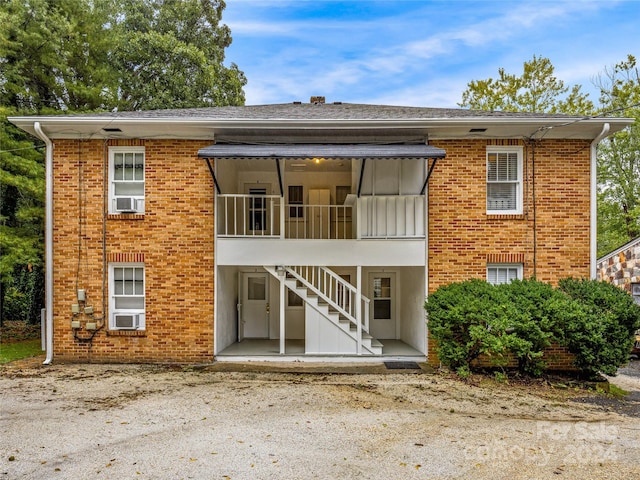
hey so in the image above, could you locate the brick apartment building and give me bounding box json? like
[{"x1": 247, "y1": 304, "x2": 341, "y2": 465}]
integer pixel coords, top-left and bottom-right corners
[{"x1": 9, "y1": 100, "x2": 632, "y2": 365}]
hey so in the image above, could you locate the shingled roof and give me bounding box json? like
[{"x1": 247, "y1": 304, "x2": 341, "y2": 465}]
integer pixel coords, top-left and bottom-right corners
[
  {"x1": 9, "y1": 101, "x2": 633, "y2": 141},
  {"x1": 54, "y1": 102, "x2": 567, "y2": 120}
]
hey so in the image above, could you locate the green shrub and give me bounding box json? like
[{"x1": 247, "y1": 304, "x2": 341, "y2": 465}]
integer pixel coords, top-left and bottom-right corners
[
  {"x1": 558, "y1": 278, "x2": 640, "y2": 377},
  {"x1": 4, "y1": 285, "x2": 30, "y2": 322},
  {"x1": 426, "y1": 277, "x2": 640, "y2": 379},
  {"x1": 497, "y1": 279, "x2": 571, "y2": 376},
  {"x1": 425, "y1": 279, "x2": 523, "y2": 372},
  {"x1": 3, "y1": 267, "x2": 44, "y2": 324}
]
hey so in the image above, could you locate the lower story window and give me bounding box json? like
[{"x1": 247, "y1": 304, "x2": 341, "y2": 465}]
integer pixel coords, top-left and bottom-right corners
[
  {"x1": 487, "y1": 263, "x2": 523, "y2": 285},
  {"x1": 110, "y1": 264, "x2": 145, "y2": 330},
  {"x1": 632, "y1": 283, "x2": 640, "y2": 305}
]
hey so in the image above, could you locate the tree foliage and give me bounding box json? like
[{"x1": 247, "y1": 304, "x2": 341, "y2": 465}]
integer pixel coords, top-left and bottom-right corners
[
  {"x1": 459, "y1": 54, "x2": 640, "y2": 257},
  {"x1": 0, "y1": 108, "x2": 45, "y2": 324},
  {"x1": 0, "y1": 0, "x2": 115, "y2": 112},
  {"x1": 0, "y1": 0, "x2": 246, "y2": 112},
  {"x1": 109, "y1": 0, "x2": 246, "y2": 110},
  {"x1": 459, "y1": 55, "x2": 594, "y2": 114},
  {"x1": 0, "y1": 0, "x2": 246, "y2": 323},
  {"x1": 595, "y1": 55, "x2": 640, "y2": 255}
]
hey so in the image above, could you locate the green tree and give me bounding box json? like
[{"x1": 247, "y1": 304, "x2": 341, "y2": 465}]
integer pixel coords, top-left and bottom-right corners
[
  {"x1": 0, "y1": 108, "x2": 45, "y2": 325},
  {"x1": 595, "y1": 55, "x2": 640, "y2": 255},
  {"x1": 459, "y1": 55, "x2": 594, "y2": 115},
  {"x1": 0, "y1": 0, "x2": 114, "y2": 112},
  {"x1": 459, "y1": 54, "x2": 640, "y2": 257},
  {"x1": 110, "y1": 0, "x2": 246, "y2": 110},
  {"x1": 0, "y1": 0, "x2": 246, "y2": 323}
]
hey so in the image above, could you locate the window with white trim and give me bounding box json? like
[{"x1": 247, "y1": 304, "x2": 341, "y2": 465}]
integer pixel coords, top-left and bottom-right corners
[
  {"x1": 109, "y1": 146, "x2": 145, "y2": 213},
  {"x1": 632, "y1": 283, "x2": 640, "y2": 305},
  {"x1": 109, "y1": 264, "x2": 145, "y2": 330},
  {"x1": 487, "y1": 146, "x2": 523, "y2": 214},
  {"x1": 487, "y1": 263, "x2": 523, "y2": 285}
]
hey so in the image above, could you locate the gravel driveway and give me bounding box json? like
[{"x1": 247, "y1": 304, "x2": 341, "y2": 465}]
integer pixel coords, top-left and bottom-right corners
[{"x1": 2, "y1": 359, "x2": 639, "y2": 479}]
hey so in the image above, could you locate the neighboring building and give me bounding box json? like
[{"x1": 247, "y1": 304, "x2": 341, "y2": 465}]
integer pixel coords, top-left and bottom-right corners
[
  {"x1": 597, "y1": 236, "x2": 640, "y2": 304},
  {"x1": 9, "y1": 100, "x2": 631, "y2": 364}
]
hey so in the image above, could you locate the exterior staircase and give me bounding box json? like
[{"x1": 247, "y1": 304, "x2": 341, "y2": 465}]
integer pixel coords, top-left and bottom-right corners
[{"x1": 264, "y1": 265, "x2": 383, "y2": 355}]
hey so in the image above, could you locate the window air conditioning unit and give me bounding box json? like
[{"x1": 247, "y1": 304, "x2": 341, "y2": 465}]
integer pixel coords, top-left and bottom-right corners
[
  {"x1": 114, "y1": 313, "x2": 140, "y2": 329},
  {"x1": 115, "y1": 197, "x2": 138, "y2": 213}
]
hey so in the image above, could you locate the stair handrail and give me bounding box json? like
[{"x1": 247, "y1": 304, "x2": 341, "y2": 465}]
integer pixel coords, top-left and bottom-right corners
[
  {"x1": 362, "y1": 296, "x2": 370, "y2": 332},
  {"x1": 285, "y1": 266, "x2": 370, "y2": 333}
]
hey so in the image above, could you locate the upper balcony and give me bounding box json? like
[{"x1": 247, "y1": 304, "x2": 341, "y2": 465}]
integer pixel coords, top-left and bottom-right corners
[{"x1": 216, "y1": 193, "x2": 426, "y2": 240}]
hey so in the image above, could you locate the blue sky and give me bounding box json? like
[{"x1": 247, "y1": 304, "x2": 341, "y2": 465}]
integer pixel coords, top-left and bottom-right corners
[{"x1": 222, "y1": 0, "x2": 638, "y2": 108}]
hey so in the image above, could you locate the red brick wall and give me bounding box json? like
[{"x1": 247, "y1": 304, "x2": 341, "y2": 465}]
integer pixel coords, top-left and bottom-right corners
[
  {"x1": 51, "y1": 136, "x2": 591, "y2": 366},
  {"x1": 428, "y1": 138, "x2": 591, "y2": 290},
  {"x1": 51, "y1": 139, "x2": 215, "y2": 362},
  {"x1": 426, "y1": 138, "x2": 591, "y2": 368}
]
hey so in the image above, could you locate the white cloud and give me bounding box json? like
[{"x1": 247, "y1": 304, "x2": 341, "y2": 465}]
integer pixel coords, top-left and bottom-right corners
[{"x1": 225, "y1": 0, "x2": 636, "y2": 107}]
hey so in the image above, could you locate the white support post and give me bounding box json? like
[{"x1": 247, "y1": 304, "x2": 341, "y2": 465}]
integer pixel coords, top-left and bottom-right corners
[
  {"x1": 356, "y1": 265, "x2": 362, "y2": 355},
  {"x1": 280, "y1": 198, "x2": 285, "y2": 239},
  {"x1": 279, "y1": 274, "x2": 285, "y2": 354},
  {"x1": 356, "y1": 198, "x2": 362, "y2": 240}
]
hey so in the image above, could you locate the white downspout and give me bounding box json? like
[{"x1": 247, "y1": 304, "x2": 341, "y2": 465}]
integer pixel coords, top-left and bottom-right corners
[
  {"x1": 33, "y1": 122, "x2": 53, "y2": 364},
  {"x1": 590, "y1": 123, "x2": 610, "y2": 280}
]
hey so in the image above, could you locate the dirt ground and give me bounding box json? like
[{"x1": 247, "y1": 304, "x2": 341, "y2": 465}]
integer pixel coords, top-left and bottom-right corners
[{"x1": 1, "y1": 358, "x2": 639, "y2": 480}]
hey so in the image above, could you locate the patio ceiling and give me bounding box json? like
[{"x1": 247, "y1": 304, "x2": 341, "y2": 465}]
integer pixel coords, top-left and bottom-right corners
[{"x1": 199, "y1": 144, "x2": 446, "y2": 197}]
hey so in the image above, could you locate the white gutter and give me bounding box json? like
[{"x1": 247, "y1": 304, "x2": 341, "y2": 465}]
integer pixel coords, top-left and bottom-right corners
[
  {"x1": 33, "y1": 122, "x2": 53, "y2": 364},
  {"x1": 590, "y1": 123, "x2": 610, "y2": 279}
]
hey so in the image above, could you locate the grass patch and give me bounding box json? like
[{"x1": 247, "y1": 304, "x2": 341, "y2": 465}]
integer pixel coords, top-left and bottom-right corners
[
  {"x1": 607, "y1": 384, "x2": 629, "y2": 398},
  {"x1": 0, "y1": 339, "x2": 43, "y2": 364}
]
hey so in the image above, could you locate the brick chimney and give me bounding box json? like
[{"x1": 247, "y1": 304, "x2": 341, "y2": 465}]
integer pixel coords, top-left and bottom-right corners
[{"x1": 310, "y1": 96, "x2": 325, "y2": 104}]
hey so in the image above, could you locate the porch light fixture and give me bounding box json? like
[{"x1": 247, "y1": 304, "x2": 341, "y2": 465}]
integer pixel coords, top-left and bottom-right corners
[{"x1": 276, "y1": 265, "x2": 286, "y2": 276}]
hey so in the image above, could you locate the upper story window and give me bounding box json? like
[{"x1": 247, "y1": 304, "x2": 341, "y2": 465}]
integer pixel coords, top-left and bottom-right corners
[
  {"x1": 487, "y1": 263, "x2": 523, "y2": 285},
  {"x1": 486, "y1": 146, "x2": 523, "y2": 214},
  {"x1": 109, "y1": 264, "x2": 145, "y2": 330},
  {"x1": 109, "y1": 146, "x2": 145, "y2": 214}
]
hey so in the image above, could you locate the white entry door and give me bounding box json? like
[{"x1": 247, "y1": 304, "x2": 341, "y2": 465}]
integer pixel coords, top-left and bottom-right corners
[
  {"x1": 308, "y1": 188, "x2": 330, "y2": 239},
  {"x1": 369, "y1": 272, "x2": 396, "y2": 339},
  {"x1": 241, "y1": 273, "x2": 270, "y2": 338}
]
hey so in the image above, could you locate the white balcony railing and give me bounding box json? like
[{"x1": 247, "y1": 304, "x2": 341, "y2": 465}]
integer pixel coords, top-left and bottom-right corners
[
  {"x1": 217, "y1": 194, "x2": 425, "y2": 239},
  {"x1": 358, "y1": 195, "x2": 425, "y2": 238},
  {"x1": 217, "y1": 194, "x2": 281, "y2": 237},
  {"x1": 286, "y1": 205, "x2": 352, "y2": 239}
]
